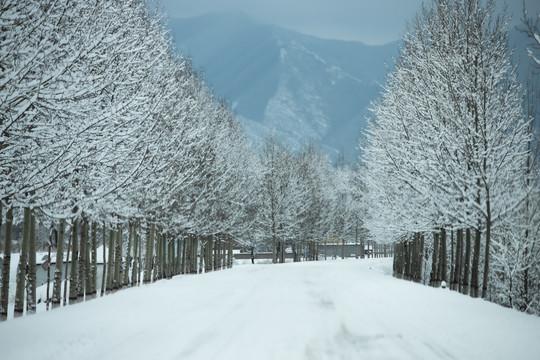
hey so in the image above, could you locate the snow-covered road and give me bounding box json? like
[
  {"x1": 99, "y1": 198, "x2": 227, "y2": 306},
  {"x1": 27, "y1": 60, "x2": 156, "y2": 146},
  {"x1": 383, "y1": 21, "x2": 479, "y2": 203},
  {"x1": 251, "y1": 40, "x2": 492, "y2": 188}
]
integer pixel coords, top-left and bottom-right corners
[{"x1": 1, "y1": 258, "x2": 539, "y2": 360}]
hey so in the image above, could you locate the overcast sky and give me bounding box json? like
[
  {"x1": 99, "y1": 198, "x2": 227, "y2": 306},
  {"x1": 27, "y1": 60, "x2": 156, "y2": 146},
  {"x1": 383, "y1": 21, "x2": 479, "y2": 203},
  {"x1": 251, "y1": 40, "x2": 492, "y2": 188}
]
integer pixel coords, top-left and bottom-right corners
[{"x1": 160, "y1": 0, "x2": 540, "y2": 45}]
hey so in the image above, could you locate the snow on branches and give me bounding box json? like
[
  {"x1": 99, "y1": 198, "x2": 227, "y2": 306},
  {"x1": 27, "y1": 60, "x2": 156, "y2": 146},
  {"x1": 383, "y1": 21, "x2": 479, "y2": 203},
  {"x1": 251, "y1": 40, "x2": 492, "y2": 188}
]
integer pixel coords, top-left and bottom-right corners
[{"x1": 362, "y1": 0, "x2": 539, "y2": 313}]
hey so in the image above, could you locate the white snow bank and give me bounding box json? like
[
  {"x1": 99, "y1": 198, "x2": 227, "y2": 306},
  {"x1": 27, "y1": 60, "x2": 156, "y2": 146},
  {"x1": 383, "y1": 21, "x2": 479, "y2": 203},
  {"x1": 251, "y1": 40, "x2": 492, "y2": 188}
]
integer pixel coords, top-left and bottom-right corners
[{"x1": 0, "y1": 258, "x2": 539, "y2": 360}]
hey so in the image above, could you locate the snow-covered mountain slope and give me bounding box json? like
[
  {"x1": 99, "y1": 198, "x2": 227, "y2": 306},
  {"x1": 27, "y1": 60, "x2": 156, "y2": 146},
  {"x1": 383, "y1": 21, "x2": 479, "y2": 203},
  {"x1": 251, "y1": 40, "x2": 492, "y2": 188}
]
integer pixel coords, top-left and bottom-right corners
[
  {"x1": 1, "y1": 258, "x2": 539, "y2": 360},
  {"x1": 167, "y1": 12, "x2": 533, "y2": 158},
  {"x1": 168, "y1": 12, "x2": 396, "y2": 157}
]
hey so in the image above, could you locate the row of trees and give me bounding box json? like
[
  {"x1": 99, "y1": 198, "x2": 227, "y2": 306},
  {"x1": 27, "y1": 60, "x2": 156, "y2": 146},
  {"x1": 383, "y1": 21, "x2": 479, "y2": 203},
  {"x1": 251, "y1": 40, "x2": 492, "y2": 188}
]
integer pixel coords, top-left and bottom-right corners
[
  {"x1": 363, "y1": 0, "x2": 540, "y2": 315},
  {"x1": 252, "y1": 138, "x2": 366, "y2": 263},
  {"x1": 0, "y1": 0, "x2": 369, "y2": 320},
  {"x1": 0, "y1": 0, "x2": 260, "y2": 319}
]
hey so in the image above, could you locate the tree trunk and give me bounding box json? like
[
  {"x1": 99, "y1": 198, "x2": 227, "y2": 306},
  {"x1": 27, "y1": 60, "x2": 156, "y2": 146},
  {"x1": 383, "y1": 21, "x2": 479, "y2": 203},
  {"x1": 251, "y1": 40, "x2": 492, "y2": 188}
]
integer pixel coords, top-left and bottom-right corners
[
  {"x1": 207, "y1": 236, "x2": 213, "y2": 272},
  {"x1": 26, "y1": 212, "x2": 36, "y2": 314},
  {"x1": 355, "y1": 223, "x2": 359, "y2": 259},
  {"x1": 397, "y1": 242, "x2": 402, "y2": 277},
  {"x1": 189, "y1": 235, "x2": 195, "y2": 273},
  {"x1": 154, "y1": 231, "x2": 160, "y2": 280},
  {"x1": 228, "y1": 236, "x2": 233, "y2": 268},
  {"x1": 159, "y1": 233, "x2": 165, "y2": 278},
  {"x1": 137, "y1": 226, "x2": 142, "y2": 284},
  {"x1": 452, "y1": 229, "x2": 463, "y2": 292},
  {"x1": 78, "y1": 218, "x2": 87, "y2": 300},
  {"x1": 450, "y1": 230, "x2": 455, "y2": 287},
  {"x1": 186, "y1": 235, "x2": 193, "y2": 274},
  {"x1": 404, "y1": 241, "x2": 410, "y2": 280},
  {"x1": 393, "y1": 243, "x2": 399, "y2": 277},
  {"x1": 168, "y1": 236, "x2": 174, "y2": 277},
  {"x1": 131, "y1": 223, "x2": 139, "y2": 286},
  {"x1": 482, "y1": 197, "x2": 492, "y2": 299},
  {"x1": 462, "y1": 228, "x2": 472, "y2": 296},
  {"x1": 272, "y1": 219, "x2": 277, "y2": 264},
  {"x1": 220, "y1": 238, "x2": 225, "y2": 269},
  {"x1": 69, "y1": 219, "x2": 79, "y2": 304},
  {"x1": 63, "y1": 228, "x2": 72, "y2": 306},
  {"x1": 114, "y1": 226, "x2": 122, "y2": 289},
  {"x1": 181, "y1": 236, "x2": 187, "y2": 275},
  {"x1": 83, "y1": 220, "x2": 92, "y2": 299},
  {"x1": 402, "y1": 240, "x2": 412, "y2": 281},
  {"x1": 1, "y1": 206, "x2": 13, "y2": 320},
  {"x1": 52, "y1": 218, "x2": 65, "y2": 307},
  {"x1": 412, "y1": 235, "x2": 418, "y2": 281},
  {"x1": 430, "y1": 232, "x2": 440, "y2": 287},
  {"x1": 400, "y1": 242, "x2": 405, "y2": 275},
  {"x1": 471, "y1": 228, "x2": 481, "y2": 298},
  {"x1": 392, "y1": 243, "x2": 397, "y2": 276},
  {"x1": 400, "y1": 242, "x2": 406, "y2": 278},
  {"x1": 226, "y1": 237, "x2": 230, "y2": 268},
  {"x1": 176, "y1": 237, "x2": 182, "y2": 275},
  {"x1": 156, "y1": 231, "x2": 163, "y2": 280},
  {"x1": 212, "y1": 236, "x2": 218, "y2": 271},
  {"x1": 164, "y1": 236, "x2": 170, "y2": 278},
  {"x1": 14, "y1": 208, "x2": 31, "y2": 316},
  {"x1": 409, "y1": 239, "x2": 414, "y2": 280},
  {"x1": 204, "y1": 236, "x2": 211, "y2": 273},
  {"x1": 193, "y1": 235, "x2": 199, "y2": 274},
  {"x1": 90, "y1": 222, "x2": 97, "y2": 298},
  {"x1": 415, "y1": 235, "x2": 421, "y2": 281},
  {"x1": 221, "y1": 237, "x2": 226, "y2": 269},
  {"x1": 107, "y1": 228, "x2": 115, "y2": 290},
  {"x1": 456, "y1": 229, "x2": 463, "y2": 293},
  {"x1": 186, "y1": 235, "x2": 191, "y2": 273},
  {"x1": 438, "y1": 228, "x2": 447, "y2": 287},
  {"x1": 419, "y1": 234, "x2": 425, "y2": 283},
  {"x1": 124, "y1": 222, "x2": 133, "y2": 286},
  {"x1": 166, "y1": 237, "x2": 171, "y2": 278},
  {"x1": 100, "y1": 225, "x2": 106, "y2": 296},
  {"x1": 198, "y1": 236, "x2": 204, "y2": 274}
]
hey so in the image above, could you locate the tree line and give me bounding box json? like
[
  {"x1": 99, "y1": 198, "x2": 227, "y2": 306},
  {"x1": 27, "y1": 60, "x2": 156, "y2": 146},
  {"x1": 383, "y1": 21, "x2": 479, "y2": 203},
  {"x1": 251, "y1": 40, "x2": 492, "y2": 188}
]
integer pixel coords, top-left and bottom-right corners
[
  {"x1": 362, "y1": 0, "x2": 540, "y2": 315},
  {"x1": 0, "y1": 0, "x2": 367, "y2": 320}
]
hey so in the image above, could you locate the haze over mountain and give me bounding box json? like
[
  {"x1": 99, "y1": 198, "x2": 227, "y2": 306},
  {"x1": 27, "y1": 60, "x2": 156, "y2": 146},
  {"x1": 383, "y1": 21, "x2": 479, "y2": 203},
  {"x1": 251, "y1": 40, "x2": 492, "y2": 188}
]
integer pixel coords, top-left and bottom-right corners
[
  {"x1": 167, "y1": 12, "x2": 396, "y2": 157},
  {"x1": 167, "y1": 12, "x2": 534, "y2": 158}
]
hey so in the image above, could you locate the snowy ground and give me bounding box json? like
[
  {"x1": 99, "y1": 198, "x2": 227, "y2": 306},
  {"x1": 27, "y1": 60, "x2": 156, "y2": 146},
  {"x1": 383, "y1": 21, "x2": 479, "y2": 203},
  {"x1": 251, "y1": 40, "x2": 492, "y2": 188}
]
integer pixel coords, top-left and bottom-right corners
[{"x1": 1, "y1": 258, "x2": 539, "y2": 360}]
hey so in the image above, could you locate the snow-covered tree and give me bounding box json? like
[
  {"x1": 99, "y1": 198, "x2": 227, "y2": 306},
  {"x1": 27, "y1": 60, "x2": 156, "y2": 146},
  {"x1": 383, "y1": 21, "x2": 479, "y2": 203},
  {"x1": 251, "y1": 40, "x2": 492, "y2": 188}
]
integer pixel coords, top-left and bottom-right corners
[
  {"x1": 363, "y1": 0, "x2": 534, "y2": 304},
  {"x1": 259, "y1": 137, "x2": 305, "y2": 263}
]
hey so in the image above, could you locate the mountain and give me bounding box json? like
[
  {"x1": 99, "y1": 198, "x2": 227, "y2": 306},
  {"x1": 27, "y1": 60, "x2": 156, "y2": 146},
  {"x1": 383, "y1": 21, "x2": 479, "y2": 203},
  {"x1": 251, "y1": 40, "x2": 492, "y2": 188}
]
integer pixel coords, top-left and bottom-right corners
[
  {"x1": 166, "y1": 12, "x2": 534, "y2": 158},
  {"x1": 167, "y1": 12, "x2": 397, "y2": 157}
]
